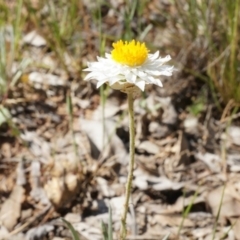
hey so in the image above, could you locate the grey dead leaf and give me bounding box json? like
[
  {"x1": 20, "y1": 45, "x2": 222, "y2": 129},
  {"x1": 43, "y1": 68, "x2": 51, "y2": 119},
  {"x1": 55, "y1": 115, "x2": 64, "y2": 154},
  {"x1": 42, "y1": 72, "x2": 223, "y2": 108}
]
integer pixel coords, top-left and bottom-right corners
[
  {"x1": 192, "y1": 226, "x2": 234, "y2": 240},
  {"x1": 28, "y1": 72, "x2": 66, "y2": 87},
  {"x1": 0, "y1": 185, "x2": 25, "y2": 231},
  {"x1": 16, "y1": 160, "x2": 26, "y2": 186},
  {"x1": 23, "y1": 30, "x2": 47, "y2": 46},
  {"x1": 82, "y1": 0, "x2": 100, "y2": 11},
  {"x1": 21, "y1": 131, "x2": 51, "y2": 161},
  {"x1": 191, "y1": 228, "x2": 213, "y2": 239},
  {"x1": 63, "y1": 52, "x2": 73, "y2": 66},
  {"x1": 153, "y1": 214, "x2": 194, "y2": 227},
  {"x1": 172, "y1": 195, "x2": 205, "y2": 213},
  {"x1": 144, "y1": 95, "x2": 159, "y2": 117},
  {"x1": 96, "y1": 177, "x2": 115, "y2": 197},
  {"x1": 76, "y1": 99, "x2": 91, "y2": 109},
  {"x1": 183, "y1": 115, "x2": 199, "y2": 134},
  {"x1": 195, "y1": 152, "x2": 222, "y2": 173},
  {"x1": 148, "y1": 121, "x2": 170, "y2": 138},
  {"x1": 41, "y1": 55, "x2": 57, "y2": 71},
  {"x1": 87, "y1": 214, "x2": 115, "y2": 231},
  {"x1": 151, "y1": 177, "x2": 184, "y2": 191},
  {"x1": 207, "y1": 183, "x2": 240, "y2": 218},
  {"x1": 204, "y1": 227, "x2": 235, "y2": 240},
  {"x1": 0, "y1": 226, "x2": 10, "y2": 239},
  {"x1": 133, "y1": 168, "x2": 184, "y2": 192},
  {"x1": 133, "y1": 176, "x2": 148, "y2": 190},
  {"x1": 229, "y1": 217, "x2": 240, "y2": 240},
  {"x1": 92, "y1": 99, "x2": 120, "y2": 120},
  {"x1": 176, "y1": 131, "x2": 191, "y2": 166},
  {"x1": 157, "y1": 97, "x2": 178, "y2": 125},
  {"x1": 79, "y1": 118, "x2": 128, "y2": 164},
  {"x1": 64, "y1": 213, "x2": 81, "y2": 224},
  {"x1": 228, "y1": 126, "x2": 240, "y2": 146},
  {"x1": 106, "y1": 196, "x2": 125, "y2": 216},
  {"x1": 30, "y1": 161, "x2": 49, "y2": 205},
  {"x1": 105, "y1": 196, "x2": 132, "y2": 229},
  {"x1": 26, "y1": 224, "x2": 54, "y2": 240},
  {"x1": 90, "y1": 211, "x2": 128, "y2": 238},
  {"x1": 63, "y1": 52, "x2": 80, "y2": 73},
  {"x1": 144, "y1": 224, "x2": 175, "y2": 240},
  {"x1": 228, "y1": 154, "x2": 240, "y2": 172},
  {"x1": 137, "y1": 140, "x2": 160, "y2": 154},
  {"x1": 72, "y1": 221, "x2": 102, "y2": 240}
]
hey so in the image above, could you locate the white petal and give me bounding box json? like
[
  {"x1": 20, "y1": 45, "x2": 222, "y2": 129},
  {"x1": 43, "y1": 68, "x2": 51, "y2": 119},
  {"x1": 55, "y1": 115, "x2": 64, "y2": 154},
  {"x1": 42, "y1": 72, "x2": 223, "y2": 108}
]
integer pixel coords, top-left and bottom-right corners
[
  {"x1": 125, "y1": 72, "x2": 137, "y2": 83},
  {"x1": 146, "y1": 76, "x2": 163, "y2": 87},
  {"x1": 153, "y1": 79, "x2": 163, "y2": 87},
  {"x1": 157, "y1": 55, "x2": 171, "y2": 64},
  {"x1": 97, "y1": 79, "x2": 108, "y2": 88},
  {"x1": 136, "y1": 81, "x2": 146, "y2": 91},
  {"x1": 149, "y1": 51, "x2": 159, "y2": 60},
  {"x1": 84, "y1": 72, "x2": 97, "y2": 80},
  {"x1": 109, "y1": 75, "x2": 125, "y2": 85},
  {"x1": 136, "y1": 70, "x2": 147, "y2": 78}
]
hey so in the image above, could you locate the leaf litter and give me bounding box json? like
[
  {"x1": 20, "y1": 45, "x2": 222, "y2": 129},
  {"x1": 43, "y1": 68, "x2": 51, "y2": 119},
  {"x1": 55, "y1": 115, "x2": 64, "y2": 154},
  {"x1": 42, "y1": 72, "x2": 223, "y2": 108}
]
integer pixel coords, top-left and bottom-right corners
[{"x1": 1, "y1": 1, "x2": 240, "y2": 240}]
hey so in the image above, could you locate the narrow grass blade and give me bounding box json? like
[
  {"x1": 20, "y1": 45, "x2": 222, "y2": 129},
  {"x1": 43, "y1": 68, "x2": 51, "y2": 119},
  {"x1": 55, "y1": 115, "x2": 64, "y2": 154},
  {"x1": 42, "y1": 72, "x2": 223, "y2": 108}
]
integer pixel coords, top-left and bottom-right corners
[
  {"x1": 62, "y1": 218, "x2": 81, "y2": 240},
  {"x1": 101, "y1": 220, "x2": 108, "y2": 240},
  {"x1": 162, "y1": 232, "x2": 170, "y2": 240},
  {"x1": 177, "y1": 188, "x2": 199, "y2": 236},
  {"x1": 108, "y1": 206, "x2": 113, "y2": 240},
  {"x1": 212, "y1": 184, "x2": 226, "y2": 240},
  {"x1": 0, "y1": 106, "x2": 11, "y2": 126}
]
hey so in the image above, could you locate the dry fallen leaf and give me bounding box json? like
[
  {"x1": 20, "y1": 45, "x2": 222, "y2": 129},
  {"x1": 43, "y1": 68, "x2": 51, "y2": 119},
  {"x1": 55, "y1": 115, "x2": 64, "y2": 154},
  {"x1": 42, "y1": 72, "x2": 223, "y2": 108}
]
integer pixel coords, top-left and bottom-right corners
[
  {"x1": 229, "y1": 217, "x2": 240, "y2": 240},
  {"x1": 195, "y1": 152, "x2": 222, "y2": 173},
  {"x1": 176, "y1": 131, "x2": 191, "y2": 166},
  {"x1": 207, "y1": 183, "x2": 240, "y2": 218},
  {"x1": 23, "y1": 30, "x2": 47, "y2": 46},
  {"x1": 137, "y1": 140, "x2": 160, "y2": 155},
  {"x1": 26, "y1": 224, "x2": 54, "y2": 240},
  {"x1": 44, "y1": 159, "x2": 81, "y2": 208},
  {"x1": 30, "y1": 160, "x2": 50, "y2": 205},
  {"x1": 153, "y1": 214, "x2": 194, "y2": 227},
  {"x1": 0, "y1": 226, "x2": 10, "y2": 239},
  {"x1": 79, "y1": 118, "x2": 128, "y2": 164},
  {"x1": 224, "y1": 126, "x2": 240, "y2": 146},
  {"x1": 0, "y1": 185, "x2": 25, "y2": 231},
  {"x1": 28, "y1": 72, "x2": 66, "y2": 87}
]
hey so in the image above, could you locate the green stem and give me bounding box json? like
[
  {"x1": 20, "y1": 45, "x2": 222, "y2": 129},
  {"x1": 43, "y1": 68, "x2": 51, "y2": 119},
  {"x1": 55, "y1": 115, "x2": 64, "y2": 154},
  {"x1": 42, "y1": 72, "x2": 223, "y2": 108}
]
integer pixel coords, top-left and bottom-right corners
[
  {"x1": 229, "y1": 0, "x2": 239, "y2": 87},
  {"x1": 120, "y1": 92, "x2": 135, "y2": 240}
]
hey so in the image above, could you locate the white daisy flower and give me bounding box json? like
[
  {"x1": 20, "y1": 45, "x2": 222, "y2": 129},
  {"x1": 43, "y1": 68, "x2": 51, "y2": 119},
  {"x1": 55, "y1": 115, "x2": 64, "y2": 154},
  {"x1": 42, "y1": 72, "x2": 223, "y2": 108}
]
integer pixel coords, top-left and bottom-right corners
[{"x1": 84, "y1": 40, "x2": 174, "y2": 94}]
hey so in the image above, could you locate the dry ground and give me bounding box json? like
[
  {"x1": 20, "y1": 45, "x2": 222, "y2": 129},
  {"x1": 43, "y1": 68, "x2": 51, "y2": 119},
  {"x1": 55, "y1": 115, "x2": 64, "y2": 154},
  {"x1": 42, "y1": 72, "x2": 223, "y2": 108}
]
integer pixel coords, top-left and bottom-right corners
[{"x1": 1, "y1": 1, "x2": 240, "y2": 240}]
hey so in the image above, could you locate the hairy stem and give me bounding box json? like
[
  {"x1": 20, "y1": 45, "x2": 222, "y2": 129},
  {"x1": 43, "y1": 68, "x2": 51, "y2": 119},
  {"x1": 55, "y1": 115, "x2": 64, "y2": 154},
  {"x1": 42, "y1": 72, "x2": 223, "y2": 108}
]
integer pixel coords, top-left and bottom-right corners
[{"x1": 120, "y1": 92, "x2": 135, "y2": 240}]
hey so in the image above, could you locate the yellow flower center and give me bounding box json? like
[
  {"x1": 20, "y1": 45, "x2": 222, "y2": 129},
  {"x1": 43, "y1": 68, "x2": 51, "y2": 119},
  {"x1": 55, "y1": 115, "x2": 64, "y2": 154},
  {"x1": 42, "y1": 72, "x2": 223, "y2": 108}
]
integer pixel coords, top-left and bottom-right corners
[{"x1": 111, "y1": 40, "x2": 149, "y2": 67}]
